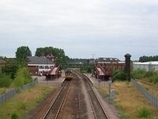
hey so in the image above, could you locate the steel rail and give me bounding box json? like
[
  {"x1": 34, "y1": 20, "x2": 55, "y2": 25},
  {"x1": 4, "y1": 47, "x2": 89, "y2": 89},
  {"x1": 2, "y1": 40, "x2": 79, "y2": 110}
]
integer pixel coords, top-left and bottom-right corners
[
  {"x1": 73, "y1": 70, "x2": 109, "y2": 119},
  {"x1": 82, "y1": 73, "x2": 109, "y2": 119},
  {"x1": 42, "y1": 81, "x2": 70, "y2": 119},
  {"x1": 84, "y1": 78, "x2": 108, "y2": 119}
]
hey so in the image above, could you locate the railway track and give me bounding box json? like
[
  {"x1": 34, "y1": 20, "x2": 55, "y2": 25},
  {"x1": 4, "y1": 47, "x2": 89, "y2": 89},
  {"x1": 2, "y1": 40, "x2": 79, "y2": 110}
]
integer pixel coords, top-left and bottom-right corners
[
  {"x1": 83, "y1": 76, "x2": 109, "y2": 119},
  {"x1": 43, "y1": 81, "x2": 71, "y2": 119},
  {"x1": 31, "y1": 71, "x2": 113, "y2": 119},
  {"x1": 74, "y1": 71, "x2": 109, "y2": 119}
]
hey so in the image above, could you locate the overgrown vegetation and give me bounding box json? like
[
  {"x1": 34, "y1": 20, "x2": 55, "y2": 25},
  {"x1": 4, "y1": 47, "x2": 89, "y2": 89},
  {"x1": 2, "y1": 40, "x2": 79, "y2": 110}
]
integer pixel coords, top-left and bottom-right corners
[
  {"x1": 112, "y1": 69, "x2": 127, "y2": 81},
  {"x1": 0, "y1": 61, "x2": 32, "y2": 88},
  {"x1": 1, "y1": 61, "x2": 18, "y2": 79},
  {"x1": 0, "y1": 67, "x2": 32, "y2": 88},
  {"x1": 131, "y1": 68, "x2": 147, "y2": 79},
  {"x1": 11, "y1": 112, "x2": 19, "y2": 119},
  {"x1": 0, "y1": 86, "x2": 54, "y2": 119},
  {"x1": 14, "y1": 67, "x2": 32, "y2": 87},
  {"x1": 138, "y1": 107, "x2": 151, "y2": 118},
  {"x1": 99, "y1": 82, "x2": 158, "y2": 119},
  {"x1": 0, "y1": 72, "x2": 12, "y2": 88},
  {"x1": 80, "y1": 65, "x2": 93, "y2": 73},
  {"x1": 112, "y1": 68, "x2": 158, "y2": 84},
  {"x1": 131, "y1": 69, "x2": 158, "y2": 83}
]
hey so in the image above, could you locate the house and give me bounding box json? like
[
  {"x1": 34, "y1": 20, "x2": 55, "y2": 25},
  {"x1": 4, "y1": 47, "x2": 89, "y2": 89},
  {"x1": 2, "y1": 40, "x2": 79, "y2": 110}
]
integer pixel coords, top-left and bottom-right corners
[{"x1": 27, "y1": 56, "x2": 56, "y2": 75}]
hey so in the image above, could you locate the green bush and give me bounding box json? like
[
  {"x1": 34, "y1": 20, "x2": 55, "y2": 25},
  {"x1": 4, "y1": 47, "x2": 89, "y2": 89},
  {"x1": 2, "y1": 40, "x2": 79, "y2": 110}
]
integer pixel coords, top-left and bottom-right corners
[
  {"x1": 112, "y1": 70, "x2": 127, "y2": 81},
  {"x1": 11, "y1": 112, "x2": 19, "y2": 119},
  {"x1": 138, "y1": 107, "x2": 151, "y2": 118},
  {"x1": 149, "y1": 75, "x2": 158, "y2": 83},
  {"x1": 0, "y1": 72, "x2": 12, "y2": 87},
  {"x1": 131, "y1": 68, "x2": 147, "y2": 79},
  {"x1": 14, "y1": 67, "x2": 32, "y2": 87},
  {"x1": 18, "y1": 102, "x2": 27, "y2": 110},
  {"x1": 132, "y1": 69, "x2": 158, "y2": 83},
  {"x1": 144, "y1": 71, "x2": 155, "y2": 78}
]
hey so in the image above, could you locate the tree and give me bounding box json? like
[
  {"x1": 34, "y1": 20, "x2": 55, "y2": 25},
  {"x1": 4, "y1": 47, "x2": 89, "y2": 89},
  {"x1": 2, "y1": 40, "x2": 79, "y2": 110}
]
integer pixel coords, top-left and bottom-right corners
[
  {"x1": 15, "y1": 46, "x2": 32, "y2": 62},
  {"x1": 139, "y1": 55, "x2": 158, "y2": 62},
  {"x1": 35, "y1": 46, "x2": 69, "y2": 66},
  {"x1": 14, "y1": 67, "x2": 32, "y2": 87},
  {"x1": 1, "y1": 59, "x2": 18, "y2": 79}
]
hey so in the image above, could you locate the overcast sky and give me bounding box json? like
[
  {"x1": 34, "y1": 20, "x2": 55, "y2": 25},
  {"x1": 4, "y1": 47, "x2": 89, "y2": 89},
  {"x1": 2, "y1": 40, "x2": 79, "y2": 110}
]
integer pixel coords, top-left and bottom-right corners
[{"x1": 0, "y1": 0, "x2": 158, "y2": 60}]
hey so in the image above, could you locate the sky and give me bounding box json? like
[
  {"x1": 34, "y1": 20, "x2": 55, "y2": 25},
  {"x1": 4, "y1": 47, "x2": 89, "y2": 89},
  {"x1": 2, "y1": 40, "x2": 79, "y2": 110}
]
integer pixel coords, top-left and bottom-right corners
[{"x1": 0, "y1": 0, "x2": 158, "y2": 60}]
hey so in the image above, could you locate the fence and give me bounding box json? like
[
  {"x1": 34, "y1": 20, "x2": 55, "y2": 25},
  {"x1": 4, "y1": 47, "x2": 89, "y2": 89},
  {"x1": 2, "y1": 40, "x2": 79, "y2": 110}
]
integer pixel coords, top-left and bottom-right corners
[
  {"x1": 131, "y1": 78, "x2": 158, "y2": 109},
  {"x1": 0, "y1": 79, "x2": 38, "y2": 105}
]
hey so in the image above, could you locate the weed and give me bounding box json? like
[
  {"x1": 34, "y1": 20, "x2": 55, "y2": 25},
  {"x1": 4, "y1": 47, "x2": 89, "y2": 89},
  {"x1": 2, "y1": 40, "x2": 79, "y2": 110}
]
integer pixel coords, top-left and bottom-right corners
[
  {"x1": 138, "y1": 107, "x2": 151, "y2": 118},
  {"x1": 11, "y1": 112, "x2": 19, "y2": 119},
  {"x1": 0, "y1": 111, "x2": 4, "y2": 119},
  {"x1": 149, "y1": 75, "x2": 158, "y2": 83},
  {"x1": 18, "y1": 102, "x2": 27, "y2": 110},
  {"x1": 131, "y1": 68, "x2": 146, "y2": 79},
  {"x1": 36, "y1": 97, "x2": 42, "y2": 103}
]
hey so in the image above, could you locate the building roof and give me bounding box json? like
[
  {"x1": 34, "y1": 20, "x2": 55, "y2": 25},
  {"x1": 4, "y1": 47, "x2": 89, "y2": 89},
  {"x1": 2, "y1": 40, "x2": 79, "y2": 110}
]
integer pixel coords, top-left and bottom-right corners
[
  {"x1": 27, "y1": 56, "x2": 54, "y2": 64},
  {"x1": 96, "y1": 57, "x2": 120, "y2": 62},
  {"x1": 133, "y1": 61, "x2": 158, "y2": 65}
]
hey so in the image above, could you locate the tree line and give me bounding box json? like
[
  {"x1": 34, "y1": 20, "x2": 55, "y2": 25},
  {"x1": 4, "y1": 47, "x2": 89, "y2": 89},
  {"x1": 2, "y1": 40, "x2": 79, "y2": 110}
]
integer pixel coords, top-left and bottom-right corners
[
  {"x1": 16, "y1": 46, "x2": 69, "y2": 65},
  {"x1": 0, "y1": 46, "x2": 69, "y2": 88},
  {"x1": 139, "y1": 55, "x2": 158, "y2": 62}
]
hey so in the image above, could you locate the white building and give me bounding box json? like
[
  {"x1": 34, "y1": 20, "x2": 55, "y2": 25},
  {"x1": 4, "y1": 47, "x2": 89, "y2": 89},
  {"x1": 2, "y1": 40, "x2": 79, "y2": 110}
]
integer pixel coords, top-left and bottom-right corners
[
  {"x1": 27, "y1": 56, "x2": 55, "y2": 75},
  {"x1": 133, "y1": 61, "x2": 158, "y2": 71}
]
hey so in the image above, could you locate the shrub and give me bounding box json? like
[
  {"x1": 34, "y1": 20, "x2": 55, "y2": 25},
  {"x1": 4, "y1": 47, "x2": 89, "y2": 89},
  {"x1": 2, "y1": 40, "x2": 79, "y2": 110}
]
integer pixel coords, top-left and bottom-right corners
[
  {"x1": 1, "y1": 63, "x2": 18, "y2": 79},
  {"x1": 0, "y1": 72, "x2": 12, "y2": 87},
  {"x1": 19, "y1": 102, "x2": 27, "y2": 110},
  {"x1": 14, "y1": 67, "x2": 32, "y2": 87},
  {"x1": 131, "y1": 68, "x2": 147, "y2": 79},
  {"x1": 149, "y1": 75, "x2": 158, "y2": 83},
  {"x1": 11, "y1": 112, "x2": 19, "y2": 119},
  {"x1": 144, "y1": 71, "x2": 155, "y2": 78},
  {"x1": 112, "y1": 70, "x2": 127, "y2": 81},
  {"x1": 138, "y1": 107, "x2": 151, "y2": 118}
]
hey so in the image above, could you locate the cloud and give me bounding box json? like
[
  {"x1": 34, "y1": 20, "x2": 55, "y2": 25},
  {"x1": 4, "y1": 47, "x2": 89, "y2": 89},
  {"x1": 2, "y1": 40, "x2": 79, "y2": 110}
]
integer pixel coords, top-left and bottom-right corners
[{"x1": 0, "y1": 0, "x2": 158, "y2": 60}]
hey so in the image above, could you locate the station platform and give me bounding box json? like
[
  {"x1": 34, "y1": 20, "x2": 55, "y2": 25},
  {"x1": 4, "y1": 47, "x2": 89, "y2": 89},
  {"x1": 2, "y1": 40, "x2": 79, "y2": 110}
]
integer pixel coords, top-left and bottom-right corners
[
  {"x1": 33, "y1": 71, "x2": 65, "y2": 88},
  {"x1": 33, "y1": 72, "x2": 110, "y2": 88},
  {"x1": 84, "y1": 73, "x2": 110, "y2": 88}
]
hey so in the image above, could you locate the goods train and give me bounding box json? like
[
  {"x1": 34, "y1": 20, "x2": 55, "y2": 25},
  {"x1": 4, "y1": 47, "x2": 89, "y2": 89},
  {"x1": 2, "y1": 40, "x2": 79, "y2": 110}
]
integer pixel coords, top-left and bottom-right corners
[{"x1": 65, "y1": 69, "x2": 73, "y2": 81}]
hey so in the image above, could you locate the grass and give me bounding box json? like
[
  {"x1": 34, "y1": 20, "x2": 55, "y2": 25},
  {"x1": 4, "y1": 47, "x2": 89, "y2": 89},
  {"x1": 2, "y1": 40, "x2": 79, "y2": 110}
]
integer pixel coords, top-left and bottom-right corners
[
  {"x1": 0, "y1": 85, "x2": 54, "y2": 119},
  {"x1": 138, "y1": 107, "x2": 151, "y2": 118},
  {"x1": 0, "y1": 88, "x2": 14, "y2": 95},
  {"x1": 137, "y1": 79, "x2": 158, "y2": 97},
  {"x1": 0, "y1": 88, "x2": 6, "y2": 94},
  {"x1": 100, "y1": 81, "x2": 158, "y2": 119}
]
